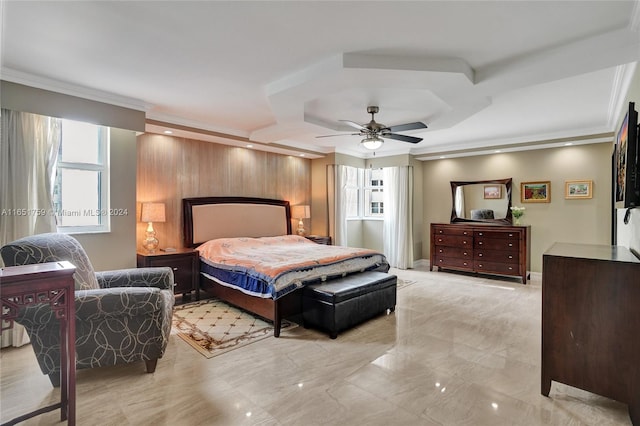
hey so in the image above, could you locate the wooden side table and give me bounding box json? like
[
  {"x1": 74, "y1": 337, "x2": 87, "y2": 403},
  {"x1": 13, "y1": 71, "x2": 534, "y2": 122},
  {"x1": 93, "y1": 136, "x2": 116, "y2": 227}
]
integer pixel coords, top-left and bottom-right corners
[
  {"x1": 0, "y1": 261, "x2": 77, "y2": 426},
  {"x1": 137, "y1": 249, "x2": 199, "y2": 300},
  {"x1": 305, "y1": 235, "x2": 332, "y2": 245}
]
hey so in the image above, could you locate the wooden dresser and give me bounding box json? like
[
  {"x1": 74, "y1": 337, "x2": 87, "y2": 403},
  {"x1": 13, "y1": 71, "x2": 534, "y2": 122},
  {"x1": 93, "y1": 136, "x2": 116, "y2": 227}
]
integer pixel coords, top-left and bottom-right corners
[
  {"x1": 541, "y1": 243, "x2": 640, "y2": 424},
  {"x1": 430, "y1": 222, "x2": 531, "y2": 283}
]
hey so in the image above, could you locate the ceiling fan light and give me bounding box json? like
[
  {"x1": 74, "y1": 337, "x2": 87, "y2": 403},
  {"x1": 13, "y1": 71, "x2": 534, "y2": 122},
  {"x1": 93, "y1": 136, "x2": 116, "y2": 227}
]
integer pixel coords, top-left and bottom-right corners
[{"x1": 361, "y1": 136, "x2": 384, "y2": 150}]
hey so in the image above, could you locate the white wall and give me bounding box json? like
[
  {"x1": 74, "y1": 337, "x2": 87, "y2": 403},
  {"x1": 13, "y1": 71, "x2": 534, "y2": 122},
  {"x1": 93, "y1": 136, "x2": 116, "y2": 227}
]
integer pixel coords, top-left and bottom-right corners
[{"x1": 75, "y1": 128, "x2": 137, "y2": 270}]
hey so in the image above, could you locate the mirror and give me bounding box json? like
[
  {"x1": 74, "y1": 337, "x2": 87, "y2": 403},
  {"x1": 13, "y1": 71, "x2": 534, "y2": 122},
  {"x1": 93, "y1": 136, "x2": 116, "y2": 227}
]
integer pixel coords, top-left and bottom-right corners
[{"x1": 450, "y1": 178, "x2": 513, "y2": 225}]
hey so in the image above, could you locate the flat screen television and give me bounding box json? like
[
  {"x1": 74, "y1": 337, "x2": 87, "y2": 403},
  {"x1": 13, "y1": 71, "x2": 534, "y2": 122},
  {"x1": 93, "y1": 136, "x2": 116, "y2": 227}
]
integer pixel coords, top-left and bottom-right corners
[{"x1": 615, "y1": 101, "x2": 640, "y2": 209}]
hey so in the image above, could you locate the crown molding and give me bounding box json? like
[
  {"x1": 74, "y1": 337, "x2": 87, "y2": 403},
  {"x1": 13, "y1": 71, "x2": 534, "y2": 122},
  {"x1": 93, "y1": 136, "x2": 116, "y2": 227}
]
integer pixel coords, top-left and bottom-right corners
[{"x1": 1, "y1": 67, "x2": 148, "y2": 111}]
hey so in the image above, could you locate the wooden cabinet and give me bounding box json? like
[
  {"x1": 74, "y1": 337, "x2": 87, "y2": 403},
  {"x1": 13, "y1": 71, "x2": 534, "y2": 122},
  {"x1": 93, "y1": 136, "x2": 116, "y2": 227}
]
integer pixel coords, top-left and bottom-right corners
[
  {"x1": 541, "y1": 243, "x2": 640, "y2": 425},
  {"x1": 137, "y1": 249, "x2": 199, "y2": 299},
  {"x1": 0, "y1": 262, "x2": 77, "y2": 425},
  {"x1": 430, "y1": 223, "x2": 530, "y2": 283}
]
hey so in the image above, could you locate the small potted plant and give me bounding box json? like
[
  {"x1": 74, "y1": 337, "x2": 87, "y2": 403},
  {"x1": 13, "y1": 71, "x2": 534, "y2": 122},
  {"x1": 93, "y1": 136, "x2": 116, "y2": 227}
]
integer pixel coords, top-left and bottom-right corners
[{"x1": 511, "y1": 206, "x2": 525, "y2": 225}]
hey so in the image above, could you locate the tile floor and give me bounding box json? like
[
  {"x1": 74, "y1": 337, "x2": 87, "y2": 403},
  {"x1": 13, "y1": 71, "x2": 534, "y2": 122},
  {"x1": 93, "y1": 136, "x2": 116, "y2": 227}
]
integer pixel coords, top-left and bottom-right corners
[{"x1": 0, "y1": 262, "x2": 633, "y2": 425}]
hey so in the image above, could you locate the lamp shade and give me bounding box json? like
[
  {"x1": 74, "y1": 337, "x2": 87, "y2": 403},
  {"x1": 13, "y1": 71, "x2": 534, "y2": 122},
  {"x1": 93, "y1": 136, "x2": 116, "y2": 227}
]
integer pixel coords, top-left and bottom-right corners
[
  {"x1": 141, "y1": 202, "x2": 166, "y2": 223},
  {"x1": 291, "y1": 205, "x2": 310, "y2": 219},
  {"x1": 361, "y1": 136, "x2": 384, "y2": 150}
]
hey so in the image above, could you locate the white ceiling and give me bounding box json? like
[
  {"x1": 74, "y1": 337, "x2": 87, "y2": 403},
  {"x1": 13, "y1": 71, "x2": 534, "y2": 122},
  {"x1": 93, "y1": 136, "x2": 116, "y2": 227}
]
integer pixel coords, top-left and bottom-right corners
[{"x1": 2, "y1": 1, "x2": 640, "y2": 159}]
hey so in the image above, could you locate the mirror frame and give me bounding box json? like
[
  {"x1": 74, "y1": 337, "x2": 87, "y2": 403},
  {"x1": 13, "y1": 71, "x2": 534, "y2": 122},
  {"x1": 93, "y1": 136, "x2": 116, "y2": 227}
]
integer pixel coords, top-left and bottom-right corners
[{"x1": 450, "y1": 178, "x2": 513, "y2": 225}]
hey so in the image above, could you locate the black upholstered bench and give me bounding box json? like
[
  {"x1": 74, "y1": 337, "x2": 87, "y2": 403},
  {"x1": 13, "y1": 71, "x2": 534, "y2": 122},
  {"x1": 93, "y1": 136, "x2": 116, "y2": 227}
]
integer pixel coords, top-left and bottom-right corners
[{"x1": 302, "y1": 271, "x2": 397, "y2": 339}]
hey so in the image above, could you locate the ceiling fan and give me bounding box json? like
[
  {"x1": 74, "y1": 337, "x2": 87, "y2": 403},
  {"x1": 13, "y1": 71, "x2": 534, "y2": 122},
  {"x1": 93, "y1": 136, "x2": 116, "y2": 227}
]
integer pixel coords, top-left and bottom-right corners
[{"x1": 317, "y1": 106, "x2": 428, "y2": 150}]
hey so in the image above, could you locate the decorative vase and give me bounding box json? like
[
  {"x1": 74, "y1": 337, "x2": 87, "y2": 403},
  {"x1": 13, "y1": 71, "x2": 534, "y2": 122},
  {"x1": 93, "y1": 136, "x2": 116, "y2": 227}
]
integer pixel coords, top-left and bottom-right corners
[{"x1": 514, "y1": 216, "x2": 522, "y2": 225}]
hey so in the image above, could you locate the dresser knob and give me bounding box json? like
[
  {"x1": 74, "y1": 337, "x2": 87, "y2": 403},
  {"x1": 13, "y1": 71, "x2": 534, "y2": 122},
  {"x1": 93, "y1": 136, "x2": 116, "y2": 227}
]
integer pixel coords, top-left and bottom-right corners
[
  {"x1": 508, "y1": 267, "x2": 513, "y2": 270},
  {"x1": 478, "y1": 232, "x2": 483, "y2": 236},
  {"x1": 508, "y1": 243, "x2": 513, "y2": 247},
  {"x1": 439, "y1": 249, "x2": 443, "y2": 253},
  {"x1": 478, "y1": 264, "x2": 483, "y2": 268},
  {"x1": 173, "y1": 267, "x2": 178, "y2": 271},
  {"x1": 508, "y1": 233, "x2": 513, "y2": 237},
  {"x1": 463, "y1": 262, "x2": 468, "y2": 266},
  {"x1": 463, "y1": 252, "x2": 468, "y2": 256},
  {"x1": 478, "y1": 253, "x2": 483, "y2": 257},
  {"x1": 508, "y1": 255, "x2": 513, "y2": 259},
  {"x1": 478, "y1": 242, "x2": 483, "y2": 245}
]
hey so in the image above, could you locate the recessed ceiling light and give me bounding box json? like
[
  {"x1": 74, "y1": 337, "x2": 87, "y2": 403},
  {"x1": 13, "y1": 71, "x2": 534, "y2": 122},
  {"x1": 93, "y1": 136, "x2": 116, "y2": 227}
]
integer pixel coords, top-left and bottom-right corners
[
  {"x1": 163, "y1": 130, "x2": 173, "y2": 134},
  {"x1": 440, "y1": 156, "x2": 446, "y2": 159},
  {"x1": 495, "y1": 150, "x2": 501, "y2": 153},
  {"x1": 247, "y1": 144, "x2": 253, "y2": 148},
  {"x1": 299, "y1": 153, "x2": 305, "y2": 157},
  {"x1": 564, "y1": 142, "x2": 573, "y2": 146}
]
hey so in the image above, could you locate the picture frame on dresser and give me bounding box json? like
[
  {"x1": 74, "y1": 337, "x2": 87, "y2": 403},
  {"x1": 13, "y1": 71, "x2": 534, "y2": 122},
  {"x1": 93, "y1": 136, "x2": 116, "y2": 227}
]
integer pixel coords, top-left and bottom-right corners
[{"x1": 521, "y1": 181, "x2": 551, "y2": 203}]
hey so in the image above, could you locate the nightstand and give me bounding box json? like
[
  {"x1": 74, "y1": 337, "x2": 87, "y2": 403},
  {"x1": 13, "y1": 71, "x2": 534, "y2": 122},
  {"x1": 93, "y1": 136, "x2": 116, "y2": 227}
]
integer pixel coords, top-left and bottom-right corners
[
  {"x1": 137, "y1": 248, "x2": 199, "y2": 300},
  {"x1": 305, "y1": 235, "x2": 332, "y2": 245}
]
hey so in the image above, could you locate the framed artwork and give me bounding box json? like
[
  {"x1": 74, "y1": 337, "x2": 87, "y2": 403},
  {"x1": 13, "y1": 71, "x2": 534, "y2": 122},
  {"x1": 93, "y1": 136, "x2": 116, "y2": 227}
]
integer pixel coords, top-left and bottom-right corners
[
  {"x1": 565, "y1": 180, "x2": 593, "y2": 199},
  {"x1": 483, "y1": 185, "x2": 502, "y2": 199},
  {"x1": 521, "y1": 181, "x2": 551, "y2": 203}
]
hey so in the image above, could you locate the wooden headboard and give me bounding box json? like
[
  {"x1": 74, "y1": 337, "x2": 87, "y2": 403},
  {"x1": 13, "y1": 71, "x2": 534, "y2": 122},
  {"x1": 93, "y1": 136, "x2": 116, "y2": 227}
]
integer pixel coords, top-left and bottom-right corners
[{"x1": 183, "y1": 197, "x2": 292, "y2": 247}]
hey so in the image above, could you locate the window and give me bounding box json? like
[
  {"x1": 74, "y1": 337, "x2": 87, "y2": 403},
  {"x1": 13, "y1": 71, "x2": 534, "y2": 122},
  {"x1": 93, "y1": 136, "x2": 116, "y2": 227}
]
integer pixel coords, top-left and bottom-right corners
[
  {"x1": 364, "y1": 168, "x2": 384, "y2": 218},
  {"x1": 53, "y1": 119, "x2": 109, "y2": 233},
  {"x1": 343, "y1": 166, "x2": 361, "y2": 219},
  {"x1": 343, "y1": 167, "x2": 385, "y2": 219}
]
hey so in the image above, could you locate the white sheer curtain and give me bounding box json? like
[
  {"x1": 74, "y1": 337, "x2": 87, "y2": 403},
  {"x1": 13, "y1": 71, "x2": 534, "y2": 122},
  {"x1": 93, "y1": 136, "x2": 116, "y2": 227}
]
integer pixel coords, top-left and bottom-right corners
[
  {"x1": 327, "y1": 164, "x2": 351, "y2": 246},
  {"x1": 383, "y1": 166, "x2": 414, "y2": 269},
  {"x1": 455, "y1": 186, "x2": 465, "y2": 218},
  {"x1": 0, "y1": 109, "x2": 61, "y2": 347}
]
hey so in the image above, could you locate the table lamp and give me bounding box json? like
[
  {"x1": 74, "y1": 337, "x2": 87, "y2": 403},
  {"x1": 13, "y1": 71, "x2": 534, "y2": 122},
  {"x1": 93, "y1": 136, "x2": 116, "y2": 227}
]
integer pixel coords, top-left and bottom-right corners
[
  {"x1": 141, "y1": 202, "x2": 166, "y2": 253},
  {"x1": 291, "y1": 205, "x2": 310, "y2": 236}
]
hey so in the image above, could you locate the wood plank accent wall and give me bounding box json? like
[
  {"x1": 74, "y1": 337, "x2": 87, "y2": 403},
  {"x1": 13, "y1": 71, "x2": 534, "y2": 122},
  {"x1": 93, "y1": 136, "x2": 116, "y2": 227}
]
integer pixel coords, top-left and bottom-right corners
[{"x1": 136, "y1": 134, "x2": 311, "y2": 250}]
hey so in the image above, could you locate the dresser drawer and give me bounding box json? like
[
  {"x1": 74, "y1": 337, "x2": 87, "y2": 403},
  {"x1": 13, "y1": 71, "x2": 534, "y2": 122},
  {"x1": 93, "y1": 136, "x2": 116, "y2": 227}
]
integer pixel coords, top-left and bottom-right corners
[
  {"x1": 150, "y1": 257, "x2": 194, "y2": 294},
  {"x1": 434, "y1": 235, "x2": 473, "y2": 248},
  {"x1": 475, "y1": 249, "x2": 519, "y2": 264},
  {"x1": 474, "y1": 238, "x2": 518, "y2": 251},
  {"x1": 474, "y1": 260, "x2": 520, "y2": 276},
  {"x1": 433, "y1": 246, "x2": 473, "y2": 260},
  {"x1": 435, "y1": 256, "x2": 474, "y2": 270},
  {"x1": 433, "y1": 226, "x2": 473, "y2": 237},
  {"x1": 474, "y1": 230, "x2": 521, "y2": 241}
]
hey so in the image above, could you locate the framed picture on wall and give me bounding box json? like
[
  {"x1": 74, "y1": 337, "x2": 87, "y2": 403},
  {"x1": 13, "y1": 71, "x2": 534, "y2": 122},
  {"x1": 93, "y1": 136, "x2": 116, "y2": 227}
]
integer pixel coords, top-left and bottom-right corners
[
  {"x1": 565, "y1": 180, "x2": 593, "y2": 199},
  {"x1": 521, "y1": 181, "x2": 551, "y2": 203},
  {"x1": 483, "y1": 185, "x2": 502, "y2": 199}
]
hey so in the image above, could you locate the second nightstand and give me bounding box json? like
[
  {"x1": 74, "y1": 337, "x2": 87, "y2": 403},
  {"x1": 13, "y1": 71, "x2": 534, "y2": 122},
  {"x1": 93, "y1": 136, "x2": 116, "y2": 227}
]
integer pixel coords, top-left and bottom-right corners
[
  {"x1": 305, "y1": 235, "x2": 332, "y2": 245},
  {"x1": 137, "y1": 249, "x2": 199, "y2": 300}
]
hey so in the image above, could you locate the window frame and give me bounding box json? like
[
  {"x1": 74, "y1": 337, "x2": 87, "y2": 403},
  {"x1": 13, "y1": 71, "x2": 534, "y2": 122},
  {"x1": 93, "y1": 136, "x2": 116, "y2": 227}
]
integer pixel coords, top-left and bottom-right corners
[
  {"x1": 54, "y1": 121, "x2": 110, "y2": 234},
  {"x1": 343, "y1": 167, "x2": 385, "y2": 220}
]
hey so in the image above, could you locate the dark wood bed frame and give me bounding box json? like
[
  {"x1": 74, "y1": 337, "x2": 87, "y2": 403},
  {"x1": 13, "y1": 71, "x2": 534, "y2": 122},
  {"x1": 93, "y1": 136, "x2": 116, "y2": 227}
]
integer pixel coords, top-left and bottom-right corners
[{"x1": 183, "y1": 196, "x2": 300, "y2": 337}]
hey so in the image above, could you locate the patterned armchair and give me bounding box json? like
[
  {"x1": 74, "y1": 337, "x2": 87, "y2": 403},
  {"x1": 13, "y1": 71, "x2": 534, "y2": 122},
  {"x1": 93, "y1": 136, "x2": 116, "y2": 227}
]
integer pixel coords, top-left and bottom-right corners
[{"x1": 0, "y1": 233, "x2": 175, "y2": 387}]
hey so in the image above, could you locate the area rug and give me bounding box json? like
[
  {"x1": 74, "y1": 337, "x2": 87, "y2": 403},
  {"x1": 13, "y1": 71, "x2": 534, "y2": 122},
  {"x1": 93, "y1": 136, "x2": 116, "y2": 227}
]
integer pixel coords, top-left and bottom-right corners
[
  {"x1": 172, "y1": 299, "x2": 297, "y2": 358},
  {"x1": 397, "y1": 278, "x2": 416, "y2": 290}
]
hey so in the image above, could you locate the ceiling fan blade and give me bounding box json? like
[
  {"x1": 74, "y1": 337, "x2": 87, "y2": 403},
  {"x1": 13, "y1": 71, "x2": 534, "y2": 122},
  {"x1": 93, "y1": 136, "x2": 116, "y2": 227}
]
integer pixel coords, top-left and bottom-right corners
[
  {"x1": 316, "y1": 133, "x2": 360, "y2": 138},
  {"x1": 339, "y1": 120, "x2": 367, "y2": 131},
  {"x1": 387, "y1": 122, "x2": 428, "y2": 132},
  {"x1": 385, "y1": 133, "x2": 423, "y2": 144}
]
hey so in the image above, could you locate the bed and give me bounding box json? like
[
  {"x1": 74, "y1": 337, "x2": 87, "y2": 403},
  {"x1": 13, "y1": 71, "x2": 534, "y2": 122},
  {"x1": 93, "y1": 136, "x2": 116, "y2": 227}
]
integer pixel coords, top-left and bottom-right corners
[{"x1": 182, "y1": 196, "x2": 390, "y2": 336}]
